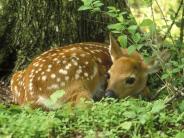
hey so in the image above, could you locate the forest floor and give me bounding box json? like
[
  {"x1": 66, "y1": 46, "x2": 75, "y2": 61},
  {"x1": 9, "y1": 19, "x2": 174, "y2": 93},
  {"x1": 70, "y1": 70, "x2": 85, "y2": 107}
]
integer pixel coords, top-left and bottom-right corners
[{"x1": 0, "y1": 81, "x2": 183, "y2": 138}]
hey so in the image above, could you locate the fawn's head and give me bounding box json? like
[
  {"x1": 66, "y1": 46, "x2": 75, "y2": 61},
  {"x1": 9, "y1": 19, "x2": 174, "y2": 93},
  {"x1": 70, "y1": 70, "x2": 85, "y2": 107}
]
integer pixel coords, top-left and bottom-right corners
[{"x1": 105, "y1": 34, "x2": 168, "y2": 99}]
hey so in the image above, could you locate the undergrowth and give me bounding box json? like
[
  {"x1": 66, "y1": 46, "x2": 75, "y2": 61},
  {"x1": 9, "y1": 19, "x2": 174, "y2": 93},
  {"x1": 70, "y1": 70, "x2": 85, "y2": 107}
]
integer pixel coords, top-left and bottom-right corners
[{"x1": 0, "y1": 98, "x2": 183, "y2": 138}]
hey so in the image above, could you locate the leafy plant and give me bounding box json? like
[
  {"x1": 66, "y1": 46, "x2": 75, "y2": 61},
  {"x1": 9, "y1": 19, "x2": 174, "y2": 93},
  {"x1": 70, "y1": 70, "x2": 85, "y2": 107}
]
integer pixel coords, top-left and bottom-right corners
[
  {"x1": 0, "y1": 98, "x2": 183, "y2": 137},
  {"x1": 40, "y1": 90, "x2": 65, "y2": 110}
]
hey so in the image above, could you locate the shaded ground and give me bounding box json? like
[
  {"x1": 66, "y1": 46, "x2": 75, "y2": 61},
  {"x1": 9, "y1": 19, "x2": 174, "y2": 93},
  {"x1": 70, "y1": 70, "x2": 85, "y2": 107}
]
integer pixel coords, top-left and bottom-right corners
[{"x1": 0, "y1": 81, "x2": 13, "y2": 105}]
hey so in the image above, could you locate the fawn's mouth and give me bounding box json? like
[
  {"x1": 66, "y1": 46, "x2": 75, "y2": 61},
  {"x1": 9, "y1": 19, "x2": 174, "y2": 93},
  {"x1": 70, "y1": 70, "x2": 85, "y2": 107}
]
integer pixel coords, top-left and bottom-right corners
[{"x1": 105, "y1": 89, "x2": 119, "y2": 99}]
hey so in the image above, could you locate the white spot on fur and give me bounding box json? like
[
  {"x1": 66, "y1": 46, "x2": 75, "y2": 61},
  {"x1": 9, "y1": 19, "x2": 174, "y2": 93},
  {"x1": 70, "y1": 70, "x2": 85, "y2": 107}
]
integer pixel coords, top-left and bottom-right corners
[
  {"x1": 57, "y1": 78, "x2": 61, "y2": 82},
  {"x1": 29, "y1": 74, "x2": 33, "y2": 78},
  {"x1": 51, "y1": 74, "x2": 56, "y2": 79},
  {"x1": 33, "y1": 62, "x2": 39, "y2": 67},
  {"x1": 46, "y1": 68, "x2": 51, "y2": 72},
  {"x1": 62, "y1": 60, "x2": 67, "y2": 64},
  {"x1": 65, "y1": 63, "x2": 72, "y2": 70},
  {"x1": 51, "y1": 53, "x2": 57, "y2": 57},
  {"x1": 97, "y1": 58, "x2": 102, "y2": 63},
  {"x1": 53, "y1": 58, "x2": 58, "y2": 61},
  {"x1": 41, "y1": 72, "x2": 45, "y2": 75},
  {"x1": 42, "y1": 76, "x2": 47, "y2": 81},
  {"x1": 59, "y1": 69, "x2": 68, "y2": 75},
  {"x1": 80, "y1": 54, "x2": 85, "y2": 57},
  {"x1": 29, "y1": 83, "x2": 33, "y2": 91},
  {"x1": 48, "y1": 64, "x2": 52, "y2": 68},
  {"x1": 10, "y1": 79, "x2": 14, "y2": 86},
  {"x1": 76, "y1": 69, "x2": 82, "y2": 74},
  {"x1": 59, "y1": 53, "x2": 64, "y2": 56},
  {"x1": 70, "y1": 47, "x2": 77, "y2": 51},
  {"x1": 56, "y1": 60, "x2": 60, "y2": 64},
  {"x1": 14, "y1": 86, "x2": 18, "y2": 93},
  {"x1": 48, "y1": 84, "x2": 59, "y2": 90},
  {"x1": 73, "y1": 61, "x2": 78, "y2": 66},
  {"x1": 38, "y1": 76, "x2": 41, "y2": 81},
  {"x1": 38, "y1": 68, "x2": 42, "y2": 72},
  {"x1": 84, "y1": 72, "x2": 88, "y2": 77}
]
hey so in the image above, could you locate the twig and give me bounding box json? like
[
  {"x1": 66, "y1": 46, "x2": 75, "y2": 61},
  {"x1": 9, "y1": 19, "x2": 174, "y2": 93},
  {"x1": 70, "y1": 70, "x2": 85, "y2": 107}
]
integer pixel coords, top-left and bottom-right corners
[
  {"x1": 180, "y1": 0, "x2": 184, "y2": 43},
  {"x1": 165, "y1": 87, "x2": 184, "y2": 105},
  {"x1": 151, "y1": 85, "x2": 166, "y2": 100},
  {"x1": 150, "y1": 0, "x2": 156, "y2": 41},
  {"x1": 155, "y1": 73, "x2": 174, "y2": 94},
  {"x1": 163, "y1": 0, "x2": 184, "y2": 41},
  {"x1": 154, "y1": 0, "x2": 175, "y2": 44}
]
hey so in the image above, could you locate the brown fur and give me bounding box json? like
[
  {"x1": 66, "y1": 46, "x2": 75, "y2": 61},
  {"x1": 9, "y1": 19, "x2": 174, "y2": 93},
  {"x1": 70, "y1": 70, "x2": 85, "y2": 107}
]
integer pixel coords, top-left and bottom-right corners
[{"x1": 11, "y1": 42, "x2": 111, "y2": 108}]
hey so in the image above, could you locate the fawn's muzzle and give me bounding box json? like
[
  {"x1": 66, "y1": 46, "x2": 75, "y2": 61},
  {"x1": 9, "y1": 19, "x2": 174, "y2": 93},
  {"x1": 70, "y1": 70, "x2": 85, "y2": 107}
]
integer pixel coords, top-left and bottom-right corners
[{"x1": 105, "y1": 89, "x2": 118, "y2": 99}]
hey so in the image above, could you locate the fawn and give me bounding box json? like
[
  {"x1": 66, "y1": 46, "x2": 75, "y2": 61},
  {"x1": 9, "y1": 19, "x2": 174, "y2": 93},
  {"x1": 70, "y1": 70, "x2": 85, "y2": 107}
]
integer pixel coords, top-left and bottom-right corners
[{"x1": 10, "y1": 35, "x2": 168, "y2": 109}]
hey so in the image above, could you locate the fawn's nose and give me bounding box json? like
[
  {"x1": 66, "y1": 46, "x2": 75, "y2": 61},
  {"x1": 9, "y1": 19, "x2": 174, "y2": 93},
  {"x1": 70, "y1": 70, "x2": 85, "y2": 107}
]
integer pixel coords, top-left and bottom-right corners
[{"x1": 105, "y1": 89, "x2": 118, "y2": 99}]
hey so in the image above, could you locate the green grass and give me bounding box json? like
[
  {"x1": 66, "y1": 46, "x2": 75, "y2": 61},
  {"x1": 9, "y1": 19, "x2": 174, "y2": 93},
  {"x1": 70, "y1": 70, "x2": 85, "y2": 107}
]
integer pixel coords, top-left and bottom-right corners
[{"x1": 0, "y1": 98, "x2": 183, "y2": 138}]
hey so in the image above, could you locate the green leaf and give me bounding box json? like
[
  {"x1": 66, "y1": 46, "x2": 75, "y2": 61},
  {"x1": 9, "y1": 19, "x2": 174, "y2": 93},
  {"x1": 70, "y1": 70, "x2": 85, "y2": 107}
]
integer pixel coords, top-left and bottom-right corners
[
  {"x1": 78, "y1": 5, "x2": 92, "y2": 11},
  {"x1": 128, "y1": 25, "x2": 138, "y2": 34},
  {"x1": 175, "y1": 132, "x2": 184, "y2": 138},
  {"x1": 151, "y1": 100, "x2": 165, "y2": 113},
  {"x1": 143, "y1": 0, "x2": 152, "y2": 6},
  {"x1": 117, "y1": 15, "x2": 124, "y2": 22},
  {"x1": 107, "y1": 23, "x2": 124, "y2": 31},
  {"x1": 119, "y1": 121, "x2": 132, "y2": 130},
  {"x1": 161, "y1": 73, "x2": 170, "y2": 79},
  {"x1": 128, "y1": 45, "x2": 137, "y2": 54},
  {"x1": 50, "y1": 90, "x2": 65, "y2": 103},
  {"x1": 137, "y1": 44, "x2": 143, "y2": 50},
  {"x1": 132, "y1": 33, "x2": 141, "y2": 43},
  {"x1": 139, "y1": 113, "x2": 152, "y2": 124},
  {"x1": 140, "y1": 19, "x2": 154, "y2": 27},
  {"x1": 123, "y1": 111, "x2": 136, "y2": 119},
  {"x1": 111, "y1": 30, "x2": 121, "y2": 34},
  {"x1": 172, "y1": 68, "x2": 181, "y2": 73},
  {"x1": 40, "y1": 98, "x2": 53, "y2": 109},
  {"x1": 82, "y1": 0, "x2": 93, "y2": 6},
  {"x1": 178, "y1": 100, "x2": 184, "y2": 112},
  {"x1": 92, "y1": 7, "x2": 101, "y2": 12},
  {"x1": 93, "y1": 1, "x2": 104, "y2": 7},
  {"x1": 118, "y1": 35, "x2": 127, "y2": 48}
]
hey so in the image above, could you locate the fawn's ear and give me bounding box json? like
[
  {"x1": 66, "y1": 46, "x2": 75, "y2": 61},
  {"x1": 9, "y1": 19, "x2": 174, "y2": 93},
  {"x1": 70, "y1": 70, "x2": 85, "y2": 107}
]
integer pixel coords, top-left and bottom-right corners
[
  {"x1": 109, "y1": 33, "x2": 123, "y2": 62},
  {"x1": 146, "y1": 50, "x2": 171, "y2": 74}
]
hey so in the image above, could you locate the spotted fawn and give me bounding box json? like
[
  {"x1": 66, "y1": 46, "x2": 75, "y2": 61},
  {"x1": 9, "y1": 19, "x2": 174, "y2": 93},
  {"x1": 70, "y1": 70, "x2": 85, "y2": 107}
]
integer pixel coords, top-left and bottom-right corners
[{"x1": 10, "y1": 35, "x2": 169, "y2": 109}]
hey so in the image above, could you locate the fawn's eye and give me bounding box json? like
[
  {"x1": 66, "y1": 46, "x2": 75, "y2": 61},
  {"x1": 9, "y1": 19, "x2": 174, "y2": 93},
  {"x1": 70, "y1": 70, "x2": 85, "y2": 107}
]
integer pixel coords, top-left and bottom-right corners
[{"x1": 125, "y1": 77, "x2": 136, "y2": 85}]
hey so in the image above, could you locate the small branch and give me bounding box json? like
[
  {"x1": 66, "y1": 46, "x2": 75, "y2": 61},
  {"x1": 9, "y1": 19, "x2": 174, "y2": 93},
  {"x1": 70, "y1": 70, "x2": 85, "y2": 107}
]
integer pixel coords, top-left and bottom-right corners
[
  {"x1": 180, "y1": 1, "x2": 184, "y2": 43},
  {"x1": 151, "y1": 85, "x2": 166, "y2": 100},
  {"x1": 165, "y1": 87, "x2": 184, "y2": 105},
  {"x1": 163, "y1": 0, "x2": 184, "y2": 41},
  {"x1": 154, "y1": 0, "x2": 175, "y2": 44},
  {"x1": 150, "y1": 0, "x2": 156, "y2": 41}
]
